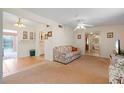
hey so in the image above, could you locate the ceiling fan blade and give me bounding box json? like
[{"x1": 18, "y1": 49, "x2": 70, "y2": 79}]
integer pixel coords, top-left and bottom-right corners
[{"x1": 82, "y1": 24, "x2": 94, "y2": 27}]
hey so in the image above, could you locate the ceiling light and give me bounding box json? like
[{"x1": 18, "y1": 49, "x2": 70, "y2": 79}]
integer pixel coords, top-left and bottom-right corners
[
  {"x1": 14, "y1": 18, "x2": 26, "y2": 28},
  {"x1": 77, "y1": 25, "x2": 80, "y2": 29}
]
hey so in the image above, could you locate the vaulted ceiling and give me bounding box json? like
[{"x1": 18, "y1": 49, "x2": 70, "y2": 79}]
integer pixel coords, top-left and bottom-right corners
[
  {"x1": 25, "y1": 8, "x2": 124, "y2": 28},
  {"x1": 3, "y1": 12, "x2": 40, "y2": 28},
  {"x1": 3, "y1": 8, "x2": 124, "y2": 29}
]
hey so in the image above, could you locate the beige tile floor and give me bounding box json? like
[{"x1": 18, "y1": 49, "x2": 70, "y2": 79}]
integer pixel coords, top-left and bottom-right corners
[{"x1": 3, "y1": 56, "x2": 44, "y2": 77}]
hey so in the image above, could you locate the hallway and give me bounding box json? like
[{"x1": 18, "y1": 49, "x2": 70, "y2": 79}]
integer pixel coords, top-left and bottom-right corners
[{"x1": 85, "y1": 32, "x2": 100, "y2": 57}]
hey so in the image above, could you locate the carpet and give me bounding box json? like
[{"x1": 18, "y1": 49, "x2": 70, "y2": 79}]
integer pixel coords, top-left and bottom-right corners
[{"x1": 3, "y1": 55, "x2": 110, "y2": 84}]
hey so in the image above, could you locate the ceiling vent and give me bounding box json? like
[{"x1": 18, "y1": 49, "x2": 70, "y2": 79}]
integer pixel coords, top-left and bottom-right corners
[
  {"x1": 46, "y1": 25, "x2": 50, "y2": 27},
  {"x1": 58, "y1": 24, "x2": 63, "y2": 28}
]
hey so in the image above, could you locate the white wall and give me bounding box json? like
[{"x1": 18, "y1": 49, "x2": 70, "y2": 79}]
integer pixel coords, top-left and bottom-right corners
[
  {"x1": 18, "y1": 28, "x2": 37, "y2": 57},
  {"x1": 74, "y1": 30, "x2": 85, "y2": 55},
  {"x1": 74, "y1": 25, "x2": 124, "y2": 58},
  {"x1": 0, "y1": 9, "x2": 3, "y2": 83},
  {"x1": 45, "y1": 25, "x2": 74, "y2": 61},
  {"x1": 33, "y1": 24, "x2": 74, "y2": 61}
]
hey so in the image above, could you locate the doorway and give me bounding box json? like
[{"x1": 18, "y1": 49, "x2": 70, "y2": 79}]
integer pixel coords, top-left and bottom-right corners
[
  {"x1": 85, "y1": 32, "x2": 100, "y2": 56},
  {"x1": 39, "y1": 32, "x2": 45, "y2": 57}
]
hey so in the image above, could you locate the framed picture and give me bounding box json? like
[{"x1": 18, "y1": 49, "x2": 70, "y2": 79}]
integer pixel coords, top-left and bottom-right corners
[
  {"x1": 23, "y1": 31, "x2": 28, "y2": 39},
  {"x1": 29, "y1": 32, "x2": 34, "y2": 40},
  {"x1": 48, "y1": 31, "x2": 52, "y2": 37},
  {"x1": 107, "y1": 32, "x2": 113, "y2": 38},
  {"x1": 77, "y1": 34, "x2": 81, "y2": 39}
]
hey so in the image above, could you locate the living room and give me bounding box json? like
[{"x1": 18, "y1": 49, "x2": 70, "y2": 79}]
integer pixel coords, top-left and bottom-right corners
[
  {"x1": 2, "y1": 9, "x2": 75, "y2": 77},
  {"x1": 1, "y1": 8, "x2": 124, "y2": 84},
  {"x1": 1, "y1": 0, "x2": 124, "y2": 93}
]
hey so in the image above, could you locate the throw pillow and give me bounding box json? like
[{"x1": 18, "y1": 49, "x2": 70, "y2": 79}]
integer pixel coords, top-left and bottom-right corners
[{"x1": 72, "y1": 47, "x2": 77, "y2": 51}]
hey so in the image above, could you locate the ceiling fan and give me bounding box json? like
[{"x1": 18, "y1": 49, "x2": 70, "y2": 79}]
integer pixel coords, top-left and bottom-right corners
[{"x1": 74, "y1": 19, "x2": 94, "y2": 31}]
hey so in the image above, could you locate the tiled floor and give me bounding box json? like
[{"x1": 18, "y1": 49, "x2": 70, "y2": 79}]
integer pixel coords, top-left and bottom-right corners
[
  {"x1": 3, "y1": 56, "x2": 44, "y2": 77},
  {"x1": 3, "y1": 50, "x2": 17, "y2": 60}
]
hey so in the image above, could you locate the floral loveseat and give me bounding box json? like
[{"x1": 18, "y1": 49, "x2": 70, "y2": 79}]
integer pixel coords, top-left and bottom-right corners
[
  {"x1": 109, "y1": 55, "x2": 124, "y2": 84},
  {"x1": 53, "y1": 45, "x2": 81, "y2": 64}
]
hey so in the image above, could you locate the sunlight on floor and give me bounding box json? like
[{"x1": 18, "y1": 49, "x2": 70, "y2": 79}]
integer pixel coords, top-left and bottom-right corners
[{"x1": 3, "y1": 56, "x2": 44, "y2": 77}]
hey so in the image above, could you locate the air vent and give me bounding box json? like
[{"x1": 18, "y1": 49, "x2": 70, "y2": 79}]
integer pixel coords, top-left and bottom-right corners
[
  {"x1": 46, "y1": 25, "x2": 50, "y2": 27},
  {"x1": 58, "y1": 24, "x2": 63, "y2": 28}
]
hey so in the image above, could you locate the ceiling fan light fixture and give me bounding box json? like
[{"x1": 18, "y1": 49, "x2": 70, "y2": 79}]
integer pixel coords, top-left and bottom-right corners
[
  {"x1": 14, "y1": 18, "x2": 26, "y2": 28},
  {"x1": 74, "y1": 18, "x2": 93, "y2": 31},
  {"x1": 76, "y1": 24, "x2": 86, "y2": 30},
  {"x1": 90, "y1": 32, "x2": 93, "y2": 34},
  {"x1": 76, "y1": 25, "x2": 80, "y2": 29},
  {"x1": 80, "y1": 25, "x2": 85, "y2": 29}
]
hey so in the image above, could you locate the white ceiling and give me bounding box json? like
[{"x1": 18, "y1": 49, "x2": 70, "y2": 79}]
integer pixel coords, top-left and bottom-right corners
[
  {"x1": 25, "y1": 8, "x2": 124, "y2": 28},
  {"x1": 3, "y1": 12, "x2": 40, "y2": 28}
]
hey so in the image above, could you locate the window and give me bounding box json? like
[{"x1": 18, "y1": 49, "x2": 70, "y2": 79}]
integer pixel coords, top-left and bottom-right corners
[{"x1": 3, "y1": 35, "x2": 14, "y2": 50}]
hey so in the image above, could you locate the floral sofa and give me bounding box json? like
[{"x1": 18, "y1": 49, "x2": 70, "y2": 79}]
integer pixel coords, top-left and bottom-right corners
[
  {"x1": 53, "y1": 45, "x2": 81, "y2": 64},
  {"x1": 109, "y1": 55, "x2": 124, "y2": 84}
]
